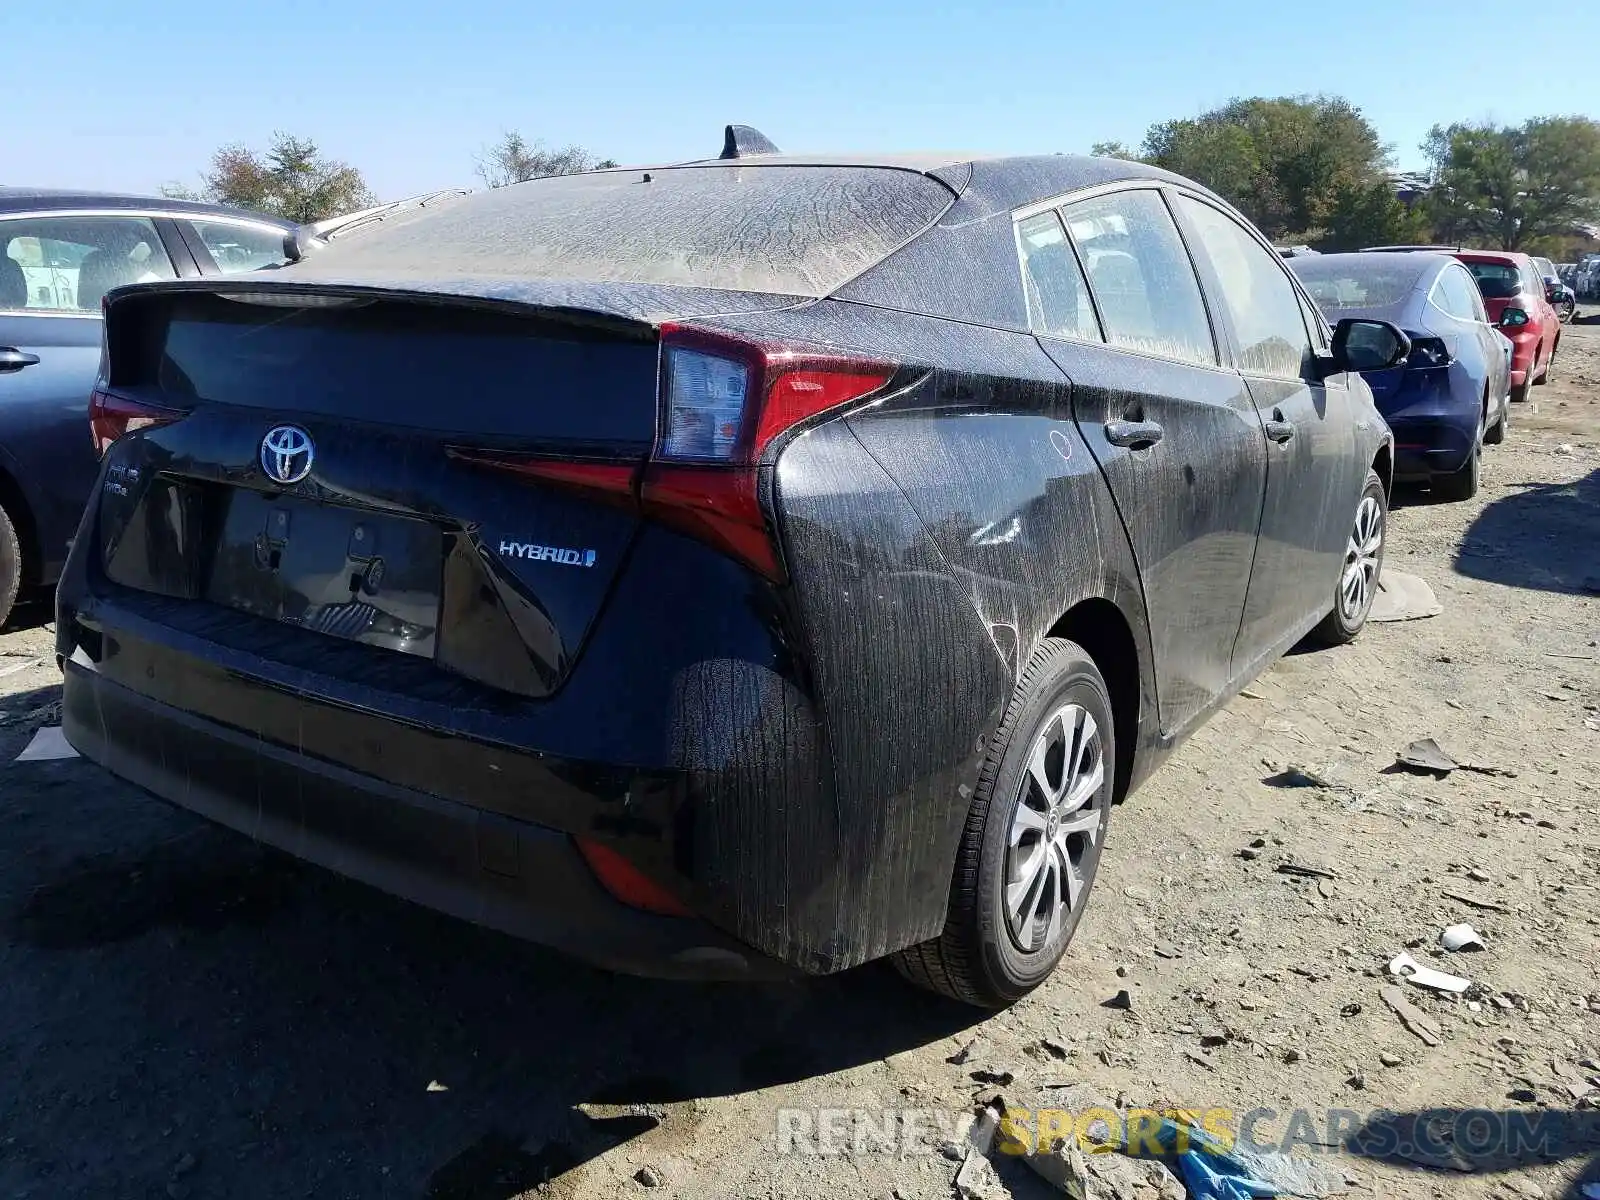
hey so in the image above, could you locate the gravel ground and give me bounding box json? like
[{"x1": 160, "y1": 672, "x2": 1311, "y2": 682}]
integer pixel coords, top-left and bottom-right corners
[{"x1": 1, "y1": 323, "x2": 1596, "y2": 1200}]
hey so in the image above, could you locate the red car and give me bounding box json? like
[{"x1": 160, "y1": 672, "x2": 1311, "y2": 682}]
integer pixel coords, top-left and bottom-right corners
[{"x1": 1452, "y1": 251, "x2": 1561, "y2": 401}]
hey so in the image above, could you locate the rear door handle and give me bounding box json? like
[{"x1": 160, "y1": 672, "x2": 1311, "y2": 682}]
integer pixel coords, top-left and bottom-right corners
[
  {"x1": 1104, "y1": 419, "x2": 1164, "y2": 450},
  {"x1": 0, "y1": 348, "x2": 41, "y2": 373},
  {"x1": 1265, "y1": 419, "x2": 1296, "y2": 444}
]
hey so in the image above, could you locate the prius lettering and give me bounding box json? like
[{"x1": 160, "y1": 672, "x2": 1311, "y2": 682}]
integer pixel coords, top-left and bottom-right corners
[{"x1": 499, "y1": 541, "x2": 598, "y2": 568}]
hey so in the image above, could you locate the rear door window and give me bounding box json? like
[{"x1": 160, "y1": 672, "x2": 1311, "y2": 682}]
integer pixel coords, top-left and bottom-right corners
[
  {"x1": 1435, "y1": 266, "x2": 1485, "y2": 322},
  {"x1": 1016, "y1": 210, "x2": 1101, "y2": 341},
  {"x1": 188, "y1": 220, "x2": 289, "y2": 273},
  {"x1": 1060, "y1": 189, "x2": 1216, "y2": 365},
  {"x1": 1172, "y1": 195, "x2": 1312, "y2": 380},
  {"x1": 0, "y1": 215, "x2": 175, "y2": 313}
]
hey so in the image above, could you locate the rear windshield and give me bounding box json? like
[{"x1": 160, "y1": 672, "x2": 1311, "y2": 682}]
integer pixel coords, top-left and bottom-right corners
[
  {"x1": 1287, "y1": 256, "x2": 1419, "y2": 310},
  {"x1": 124, "y1": 292, "x2": 660, "y2": 443},
  {"x1": 302, "y1": 166, "x2": 954, "y2": 297},
  {"x1": 1462, "y1": 261, "x2": 1522, "y2": 299}
]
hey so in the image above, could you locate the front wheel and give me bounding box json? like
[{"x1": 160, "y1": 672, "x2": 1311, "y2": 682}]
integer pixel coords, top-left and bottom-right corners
[
  {"x1": 1308, "y1": 471, "x2": 1386, "y2": 647},
  {"x1": 893, "y1": 638, "x2": 1115, "y2": 1008}
]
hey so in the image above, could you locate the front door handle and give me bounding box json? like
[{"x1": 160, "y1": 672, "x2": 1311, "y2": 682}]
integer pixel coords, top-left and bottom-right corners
[
  {"x1": 0, "y1": 348, "x2": 41, "y2": 374},
  {"x1": 1265, "y1": 419, "x2": 1296, "y2": 444},
  {"x1": 1104, "y1": 419, "x2": 1164, "y2": 450}
]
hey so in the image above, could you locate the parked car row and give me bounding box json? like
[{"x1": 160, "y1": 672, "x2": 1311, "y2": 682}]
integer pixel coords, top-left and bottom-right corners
[
  {"x1": 1287, "y1": 249, "x2": 1520, "y2": 501},
  {"x1": 1559, "y1": 256, "x2": 1600, "y2": 304}
]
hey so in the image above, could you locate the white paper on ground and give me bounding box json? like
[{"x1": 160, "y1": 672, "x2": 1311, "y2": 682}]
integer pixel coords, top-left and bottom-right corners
[
  {"x1": 1388, "y1": 951, "x2": 1471, "y2": 993},
  {"x1": 14, "y1": 726, "x2": 78, "y2": 762}
]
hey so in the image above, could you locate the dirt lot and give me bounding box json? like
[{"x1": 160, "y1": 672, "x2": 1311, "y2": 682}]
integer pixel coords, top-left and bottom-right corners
[{"x1": 2, "y1": 325, "x2": 1597, "y2": 1200}]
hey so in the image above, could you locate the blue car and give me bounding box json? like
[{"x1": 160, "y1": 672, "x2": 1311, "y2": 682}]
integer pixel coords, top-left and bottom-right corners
[
  {"x1": 1289, "y1": 251, "x2": 1511, "y2": 502},
  {"x1": 0, "y1": 190, "x2": 294, "y2": 624}
]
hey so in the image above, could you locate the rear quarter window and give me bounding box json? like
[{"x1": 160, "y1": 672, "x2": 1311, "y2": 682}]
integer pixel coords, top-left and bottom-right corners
[{"x1": 301, "y1": 166, "x2": 955, "y2": 297}]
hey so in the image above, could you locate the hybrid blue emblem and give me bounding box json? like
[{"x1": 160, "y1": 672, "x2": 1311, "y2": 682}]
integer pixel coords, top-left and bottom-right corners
[
  {"x1": 499, "y1": 541, "x2": 597, "y2": 568},
  {"x1": 260, "y1": 425, "x2": 314, "y2": 485}
]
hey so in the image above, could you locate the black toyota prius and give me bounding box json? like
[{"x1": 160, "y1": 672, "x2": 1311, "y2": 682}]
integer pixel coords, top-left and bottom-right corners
[{"x1": 57, "y1": 130, "x2": 1404, "y2": 1007}]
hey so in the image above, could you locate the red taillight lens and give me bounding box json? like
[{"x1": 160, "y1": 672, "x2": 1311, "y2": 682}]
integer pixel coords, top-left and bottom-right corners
[
  {"x1": 443, "y1": 450, "x2": 640, "y2": 509},
  {"x1": 574, "y1": 837, "x2": 692, "y2": 917},
  {"x1": 649, "y1": 324, "x2": 895, "y2": 578},
  {"x1": 89, "y1": 389, "x2": 184, "y2": 458}
]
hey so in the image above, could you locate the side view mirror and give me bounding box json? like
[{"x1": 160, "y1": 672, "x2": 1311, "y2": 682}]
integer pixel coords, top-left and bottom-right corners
[{"x1": 1321, "y1": 318, "x2": 1411, "y2": 376}]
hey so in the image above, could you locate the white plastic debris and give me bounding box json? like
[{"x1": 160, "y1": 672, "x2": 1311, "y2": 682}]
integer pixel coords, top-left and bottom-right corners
[
  {"x1": 1389, "y1": 951, "x2": 1471, "y2": 993},
  {"x1": 14, "y1": 726, "x2": 78, "y2": 763},
  {"x1": 1554, "y1": 443, "x2": 1575, "y2": 456},
  {"x1": 1440, "y1": 924, "x2": 1484, "y2": 952}
]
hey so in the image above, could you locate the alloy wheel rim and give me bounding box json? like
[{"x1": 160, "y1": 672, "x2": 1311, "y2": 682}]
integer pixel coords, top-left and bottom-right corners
[
  {"x1": 1339, "y1": 495, "x2": 1383, "y2": 623},
  {"x1": 1004, "y1": 703, "x2": 1105, "y2": 953}
]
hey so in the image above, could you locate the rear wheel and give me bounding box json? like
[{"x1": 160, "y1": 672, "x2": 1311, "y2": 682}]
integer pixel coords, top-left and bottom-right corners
[
  {"x1": 0, "y1": 503, "x2": 20, "y2": 630},
  {"x1": 1533, "y1": 342, "x2": 1550, "y2": 385},
  {"x1": 1484, "y1": 392, "x2": 1507, "y2": 445},
  {"x1": 1432, "y1": 411, "x2": 1483, "y2": 503},
  {"x1": 1309, "y1": 471, "x2": 1386, "y2": 647},
  {"x1": 893, "y1": 638, "x2": 1114, "y2": 1008}
]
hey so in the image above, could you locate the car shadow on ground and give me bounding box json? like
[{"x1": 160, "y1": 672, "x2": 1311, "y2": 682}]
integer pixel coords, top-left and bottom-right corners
[
  {"x1": 1345, "y1": 1107, "x2": 1600, "y2": 1197},
  {"x1": 0, "y1": 759, "x2": 982, "y2": 1199},
  {"x1": 1453, "y1": 466, "x2": 1600, "y2": 595},
  {"x1": 0, "y1": 595, "x2": 55, "y2": 634}
]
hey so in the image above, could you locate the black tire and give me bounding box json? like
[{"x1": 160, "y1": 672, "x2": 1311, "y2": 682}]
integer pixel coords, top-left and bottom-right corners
[
  {"x1": 1431, "y1": 443, "x2": 1480, "y2": 502},
  {"x1": 1510, "y1": 380, "x2": 1530, "y2": 403},
  {"x1": 1533, "y1": 343, "x2": 1550, "y2": 385},
  {"x1": 1309, "y1": 470, "x2": 1386, "y2": 647},
  {"x1": 893, "y1": 638, "x2": 1115, "y2": 1008},
  {"x1": 1483, "y1": 394, "x2": 1507, "y2": 445},
  {"x1": 0, "y1": 503, "x2": 20, "y2": 630}
]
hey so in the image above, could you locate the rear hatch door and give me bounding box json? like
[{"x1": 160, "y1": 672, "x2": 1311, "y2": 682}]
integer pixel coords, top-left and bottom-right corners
[{"x1": 94, "y1": 281, "x2": 794, "y2": 696}]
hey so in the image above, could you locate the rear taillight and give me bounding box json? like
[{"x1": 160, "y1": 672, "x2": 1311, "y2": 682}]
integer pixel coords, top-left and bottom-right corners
[
  {"x1": 1501, "y1": 307, "x2": 1530, "y2": 328},
  {"x1": 646, "y1": 325, "x2": 895, "y2": 578},
  {"x1": 1405, "y1": 337, "x2": 1452, "y2": 369},
  {"x1": 89, "y1": 388, "x2": 185, "y2": 458},
  {"x1": 451, "y1": 327, "x2": 896, "y2": 581}
]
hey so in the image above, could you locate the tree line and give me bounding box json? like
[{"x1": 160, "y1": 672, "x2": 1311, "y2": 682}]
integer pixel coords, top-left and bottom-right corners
[
  {"x1": 164, "y1": 102, "x2": 1600, "y2": 258},
  {"x1": 1094, "y1": 97, "x2": 1600, "y2": 256},
  {"x1": 160, "y1": 130, "x2": 618, "y2": 223}
]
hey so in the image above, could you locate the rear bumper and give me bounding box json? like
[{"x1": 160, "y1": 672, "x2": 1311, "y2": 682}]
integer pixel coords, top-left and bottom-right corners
[
  {"x1": 60, "y1": 657, "x2": 792, "y2": 982},
  {"x1": 1377, "y1": 371, "x2": 1479, "y2": 480}
]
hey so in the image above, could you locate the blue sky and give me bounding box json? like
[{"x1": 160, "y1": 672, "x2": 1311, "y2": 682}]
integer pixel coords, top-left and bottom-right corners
[{"x1": 20, "y1": 0, "x2": 1598, "y2": 202}]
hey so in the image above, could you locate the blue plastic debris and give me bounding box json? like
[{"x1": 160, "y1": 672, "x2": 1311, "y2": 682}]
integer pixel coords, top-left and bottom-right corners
[{"x1": 1153, "y1": 1118, "x2": 1278, "y2": 1200}]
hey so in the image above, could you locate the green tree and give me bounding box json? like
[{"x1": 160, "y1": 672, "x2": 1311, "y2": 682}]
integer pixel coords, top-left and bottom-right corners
[
  {"x1": 1141, "y1": 96, "x2": 1390, "y2": 239},
  {"x1": 1089, "y1": 141, "x2": 1140, "y2": 161},
  {"x1": 1423, "y1": 117, "x2": 1600, "y2": 250},
  {"x1": 475, "y1": 132, "x2": 616, "y2": 187},
  {"x1": 162, "y1": 133, "x2": 376, "y2": 223},
  {"x1": 1317, "y1": 181, "x2": 1432, "y2": 251}
]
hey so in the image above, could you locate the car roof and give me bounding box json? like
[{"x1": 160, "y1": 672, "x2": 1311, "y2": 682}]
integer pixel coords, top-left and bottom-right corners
[
  {"x1": 1452, "y1": 249, "x2": 1527, "y2": 264},
  {"x1": 0, "y1": 186, "x2": 292, "y2": 226},
  {"x1": 601, "y1": 151, "x2": 1213, "y2": 216},
  {"x1": 1289, "y1": 249, "x2": 1457, "y2": 279}
]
